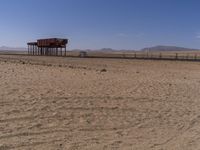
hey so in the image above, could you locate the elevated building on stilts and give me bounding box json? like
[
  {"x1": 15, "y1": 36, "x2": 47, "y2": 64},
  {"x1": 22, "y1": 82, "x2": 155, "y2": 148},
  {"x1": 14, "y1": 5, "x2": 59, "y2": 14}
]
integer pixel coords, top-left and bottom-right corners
[{"x1": 27, "y1": 38, "x2": 68, "y2": 56}]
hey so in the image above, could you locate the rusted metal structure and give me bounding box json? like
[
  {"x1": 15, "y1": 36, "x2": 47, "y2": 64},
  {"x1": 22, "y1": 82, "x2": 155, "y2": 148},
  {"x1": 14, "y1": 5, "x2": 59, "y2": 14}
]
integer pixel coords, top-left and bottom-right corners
[{"x1": 27, "y1": 38, "x2": 68, "y2": 56}]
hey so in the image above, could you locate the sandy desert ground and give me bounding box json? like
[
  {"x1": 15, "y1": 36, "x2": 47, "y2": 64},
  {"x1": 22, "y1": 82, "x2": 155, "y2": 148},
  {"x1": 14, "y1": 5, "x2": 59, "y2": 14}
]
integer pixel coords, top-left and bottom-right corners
[{"x1": 1, "y1": 55, "x2": 200, "y2": 150}]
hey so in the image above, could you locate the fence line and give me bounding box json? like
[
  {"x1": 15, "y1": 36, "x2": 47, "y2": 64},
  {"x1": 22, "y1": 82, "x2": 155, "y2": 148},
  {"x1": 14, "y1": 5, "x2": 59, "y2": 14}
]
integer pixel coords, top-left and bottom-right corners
[
  {"x1": 68, "y1": 52, "x2": 200, "y2": 61},
  {"x1": 1, "y1": 51, "x2": 200, "y2": 61}
]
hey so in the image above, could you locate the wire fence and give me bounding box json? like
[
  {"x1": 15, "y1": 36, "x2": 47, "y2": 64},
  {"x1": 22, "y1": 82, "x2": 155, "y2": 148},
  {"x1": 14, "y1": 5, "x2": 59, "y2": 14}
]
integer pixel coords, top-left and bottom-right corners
[
  {"x1": 66, "y1": 51, "x2": 200, "y2": 61},
  {"x1": 1, "y1": 51, "x2": 200, "y2": 61}
]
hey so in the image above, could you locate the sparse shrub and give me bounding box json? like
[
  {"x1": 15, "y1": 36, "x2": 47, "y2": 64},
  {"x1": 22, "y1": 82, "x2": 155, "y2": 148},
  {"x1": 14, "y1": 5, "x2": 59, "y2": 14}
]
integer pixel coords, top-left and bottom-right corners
[{"x1": 100, "y1": 68, "x2": 107, "y2": 72}]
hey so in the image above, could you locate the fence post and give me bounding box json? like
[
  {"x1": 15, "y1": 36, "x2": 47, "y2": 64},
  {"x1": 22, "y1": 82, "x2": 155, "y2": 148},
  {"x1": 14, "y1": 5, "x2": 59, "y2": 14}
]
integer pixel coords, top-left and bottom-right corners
[
  {"x1": 123, "y1": 52, "x2": 126, "y2": 58},
  {"x1": 175, "y1": 53, "x2": 178, "y2": 60},
  {"x1": 159, "y1": 53, "x2": 162, "y2": 59}
]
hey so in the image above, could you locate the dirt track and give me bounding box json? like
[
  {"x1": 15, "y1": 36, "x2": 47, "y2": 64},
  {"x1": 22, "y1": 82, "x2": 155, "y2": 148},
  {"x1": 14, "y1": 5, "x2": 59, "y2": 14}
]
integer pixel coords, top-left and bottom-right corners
[{"x1": 0, "y1": 55, "x2": 200, "y2": 150}]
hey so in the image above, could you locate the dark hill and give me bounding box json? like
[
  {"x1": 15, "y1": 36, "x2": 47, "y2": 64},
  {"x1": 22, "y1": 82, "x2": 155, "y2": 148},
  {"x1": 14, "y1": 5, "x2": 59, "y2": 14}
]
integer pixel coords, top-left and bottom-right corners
[{"x1": 141, "y1": 45, "x2": 200, "y2": 52}]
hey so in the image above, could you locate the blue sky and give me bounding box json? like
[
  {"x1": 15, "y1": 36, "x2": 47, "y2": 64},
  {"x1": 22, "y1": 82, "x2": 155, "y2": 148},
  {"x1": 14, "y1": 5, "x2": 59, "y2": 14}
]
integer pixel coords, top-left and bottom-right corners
[{"x1": 0, "y1": 0, "x2": 200, "y2": 50}]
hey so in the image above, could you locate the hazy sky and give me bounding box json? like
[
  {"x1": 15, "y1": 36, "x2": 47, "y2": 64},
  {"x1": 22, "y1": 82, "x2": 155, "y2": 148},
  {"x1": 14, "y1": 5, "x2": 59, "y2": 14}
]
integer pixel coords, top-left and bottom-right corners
[{"x1": 0, "y1": 0, "x2": 200, "y2": 50}]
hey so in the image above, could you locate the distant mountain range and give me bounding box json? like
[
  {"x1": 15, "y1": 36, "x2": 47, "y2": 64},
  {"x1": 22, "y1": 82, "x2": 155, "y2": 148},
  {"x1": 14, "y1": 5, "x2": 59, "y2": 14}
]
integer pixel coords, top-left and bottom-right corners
[
  {"x1": 141, "y1": 45, "x2": 200, "y2": 52},
  {"x1": 71, "y1": 46, "x2": 200, "y2": 52},
  {"x1": 71, "y1": 48, "x2": 136, "y2": 52},
  {"x1": 0, "y1": 45, "x2": 199, "y2": 52}
]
